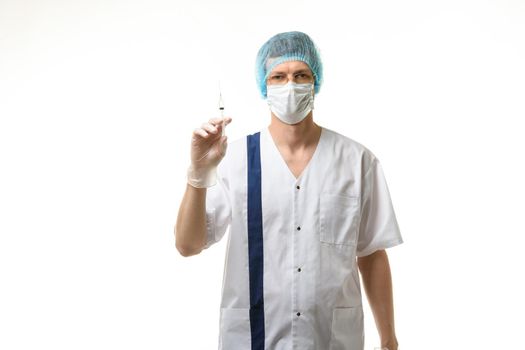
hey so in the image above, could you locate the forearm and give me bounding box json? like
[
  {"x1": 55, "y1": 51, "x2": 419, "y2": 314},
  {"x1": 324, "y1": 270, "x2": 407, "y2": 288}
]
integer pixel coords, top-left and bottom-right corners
[
  {"x1": 357, "y1": 250, "x2": 398, "y2": 349},
  {"x1": 175, "y1": 183, "x2": 207, "y2": 256}
]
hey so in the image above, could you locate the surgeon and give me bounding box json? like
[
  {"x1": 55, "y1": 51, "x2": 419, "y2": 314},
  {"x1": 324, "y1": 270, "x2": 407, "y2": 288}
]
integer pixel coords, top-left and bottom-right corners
[{"x1": 175, "y1": 31, "x2": 403, "y2": 350}]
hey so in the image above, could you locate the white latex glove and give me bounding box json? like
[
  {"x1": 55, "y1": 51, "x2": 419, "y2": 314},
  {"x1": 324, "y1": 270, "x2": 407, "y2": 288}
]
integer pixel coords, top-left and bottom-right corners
[{"x1": 187, "y1": 116, "x2": 232, "y2": 188}]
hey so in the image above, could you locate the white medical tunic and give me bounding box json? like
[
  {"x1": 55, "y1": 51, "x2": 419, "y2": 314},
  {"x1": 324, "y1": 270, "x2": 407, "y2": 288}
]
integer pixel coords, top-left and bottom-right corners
[{"x1": 203, "y1": 125, "x2": 403, "y2": 350}]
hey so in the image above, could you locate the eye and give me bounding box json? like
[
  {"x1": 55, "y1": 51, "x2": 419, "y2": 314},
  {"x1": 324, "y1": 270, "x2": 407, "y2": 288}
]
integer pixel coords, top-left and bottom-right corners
[
  {"x1": 295, "y1": 73, "x2": 312, "y2": 80},
  {"x1": 270, "y1": 75, "x2": 284, "y2": 80}
]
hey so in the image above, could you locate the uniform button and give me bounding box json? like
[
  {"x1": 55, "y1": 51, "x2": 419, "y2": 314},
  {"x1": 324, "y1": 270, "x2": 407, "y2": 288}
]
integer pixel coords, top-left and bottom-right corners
[
  {"x1": 296, "y1": 185, "x2": 300, "y2": 190},
  {"x1": 296, "y1": 312, "x2": 301, "y2": 317},
  {"x1": 297, "y1": 226, "x2": 301, "y2": 231},
  {"x1": 297, "y1": 268, "x2": 301, "y2": 272}
]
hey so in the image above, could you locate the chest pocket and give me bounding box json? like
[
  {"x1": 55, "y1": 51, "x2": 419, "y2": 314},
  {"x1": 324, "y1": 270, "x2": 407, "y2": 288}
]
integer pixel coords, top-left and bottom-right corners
[{"x1": 320, "y1": 193, "x2": 360, "y2": 246}]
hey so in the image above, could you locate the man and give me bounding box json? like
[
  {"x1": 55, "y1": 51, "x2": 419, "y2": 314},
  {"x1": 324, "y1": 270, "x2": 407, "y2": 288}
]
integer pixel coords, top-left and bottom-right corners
[{"x1": 175, "y1": 31, "x2": 403, "y2": 350}]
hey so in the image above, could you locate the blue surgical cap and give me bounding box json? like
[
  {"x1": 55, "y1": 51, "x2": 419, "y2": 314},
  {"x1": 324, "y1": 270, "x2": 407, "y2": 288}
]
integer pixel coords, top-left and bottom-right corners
[{"x1": 255, "y1": 31, "x2": 323, "y2": 99}]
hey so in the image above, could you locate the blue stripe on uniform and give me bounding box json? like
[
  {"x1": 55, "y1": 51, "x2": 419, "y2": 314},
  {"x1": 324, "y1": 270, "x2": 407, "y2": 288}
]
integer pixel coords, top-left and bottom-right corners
[{"x1": 247, "y1": 132, "x2": 265, "y2": 350}]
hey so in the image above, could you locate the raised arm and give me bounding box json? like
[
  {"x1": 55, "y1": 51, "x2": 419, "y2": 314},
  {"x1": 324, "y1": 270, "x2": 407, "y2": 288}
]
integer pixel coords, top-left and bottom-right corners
[{"x1": 175, "y1": 116, "x2": 231, "y2": 257}]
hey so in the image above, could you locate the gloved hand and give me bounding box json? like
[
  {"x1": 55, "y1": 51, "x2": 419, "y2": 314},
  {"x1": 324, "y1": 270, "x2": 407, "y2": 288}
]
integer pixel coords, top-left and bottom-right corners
[{"x1": 187, "y1": 116, "x2": 232, "y2": 188}]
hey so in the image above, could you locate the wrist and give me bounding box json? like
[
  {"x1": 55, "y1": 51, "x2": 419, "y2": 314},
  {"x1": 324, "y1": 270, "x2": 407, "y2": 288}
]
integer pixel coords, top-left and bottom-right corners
[
  {"x1": 187, "y1": 163, "x2": 217, "y2": 188},
  {"x1": 381, "y1": 337, "x2": 398, "y2": 350}
]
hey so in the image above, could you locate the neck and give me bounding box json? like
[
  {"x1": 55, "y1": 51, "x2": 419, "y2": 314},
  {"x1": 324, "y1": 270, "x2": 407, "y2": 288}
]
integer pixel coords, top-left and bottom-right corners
[{"x1": 267, "y1": 111, "x2": 321, "y2": 152}]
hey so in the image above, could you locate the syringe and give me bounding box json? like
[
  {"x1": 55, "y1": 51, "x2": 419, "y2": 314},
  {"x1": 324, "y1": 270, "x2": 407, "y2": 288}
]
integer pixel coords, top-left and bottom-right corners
[{"x1": 219, "y1": 83, "x2": 225, "y2": 136}]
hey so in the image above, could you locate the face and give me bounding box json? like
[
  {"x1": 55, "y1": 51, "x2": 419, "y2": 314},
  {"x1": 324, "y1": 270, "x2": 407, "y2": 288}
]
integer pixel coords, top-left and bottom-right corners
[{"x1": 266, "y1": 60, "x2": 314, "y2": 86}]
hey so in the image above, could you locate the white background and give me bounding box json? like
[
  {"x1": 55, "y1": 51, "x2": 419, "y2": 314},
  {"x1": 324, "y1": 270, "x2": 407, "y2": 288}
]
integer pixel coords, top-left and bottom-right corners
[{"x1": 1, "y1": 0, "x2": 524, "y2": 348}]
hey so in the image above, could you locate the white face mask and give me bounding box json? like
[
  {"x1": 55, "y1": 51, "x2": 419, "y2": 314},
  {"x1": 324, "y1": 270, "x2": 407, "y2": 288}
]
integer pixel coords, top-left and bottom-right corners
[{"x1": 266, "y1": 82, "x2": 314, "y2": 125}]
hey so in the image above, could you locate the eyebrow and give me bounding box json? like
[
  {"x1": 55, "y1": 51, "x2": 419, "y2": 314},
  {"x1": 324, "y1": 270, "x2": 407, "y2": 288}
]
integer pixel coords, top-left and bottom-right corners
[{"x1": 269, "y1": 69, "x2": 312, "y2": 75}]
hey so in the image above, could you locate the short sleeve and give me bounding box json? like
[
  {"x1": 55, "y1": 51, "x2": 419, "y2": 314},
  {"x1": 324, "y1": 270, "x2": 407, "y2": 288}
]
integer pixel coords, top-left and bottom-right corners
[
  {"x1": 357, "y1": 157, "x2": 403, "y2": 257},
  {"x1": 202, "y1": 161, "x2": 232, "y2": 250}
]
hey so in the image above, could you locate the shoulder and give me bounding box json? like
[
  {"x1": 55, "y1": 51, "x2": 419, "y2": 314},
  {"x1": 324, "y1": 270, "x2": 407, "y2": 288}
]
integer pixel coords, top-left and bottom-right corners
[
  {"x1": 223, "y1": 129, "x2": 265, "y2": 154},
  {"x1": 217, "y1": 131, "x2": 250, "y2": 174},
  {"x1": 320, "y1": 126, "x2": 379, "y2": 170}
]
